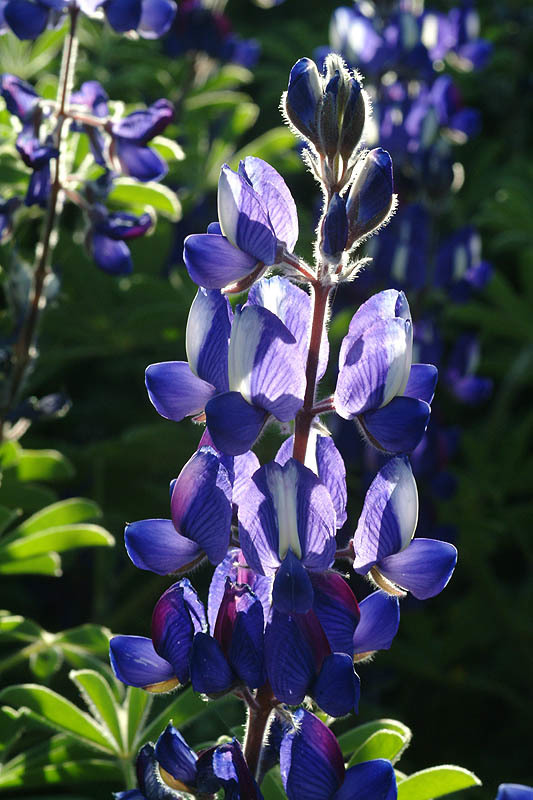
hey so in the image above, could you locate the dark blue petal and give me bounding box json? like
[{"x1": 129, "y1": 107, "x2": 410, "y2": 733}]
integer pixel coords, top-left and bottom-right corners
[
  {"x1": 377, "y1": 538, "x2": 457, "y2": 600},
  {"x1": 104, "y1": 0, "x2": 142, "y2": 32},
  {"x1": 138, "y1": 0, "x2": 176, "y2": 38},
  {"x1": 265, "y1": 611, "x2": 322, "y2": 705},
  {"x1": 136, "y1": 742, "x2": 177, "y2": 799},
  {"x1": 322, "y1": 193, "x2": 348, "y2": 258},
  {"x1": 125, "y1": 518, "x2": 203, "y2": 576},
  {"x1": 109, "y1": 635, "x2": 176, "y2": 690},
  {"x1": 312, "y1": 652, "x2": 360, "y2": 717},
  {"x1": 404, "y1": 364, "x2": 438, "y2": 404},
  {"x1": 353, "y1": 591, "x2": 400, "y2": 655},
  {"x1": 205, "y1": 391, "x2": 268, "y2": 456},
  {"x1": 171, "y1": 447, "x2": 232, "y2": 564},
  {"x1": 4, "y1": 0, "x2": 49, "y2": 39},
  {"x1": 272, "y1": 550, "x2": 314, "y2": 614},
  {"x1": 361, "y1": 396, "x2": 431, "y2": 453},
  {"x1": 151, "y1": 579, "x2": 206, "y2": 683},
  {"x1": 310, "y1": 572, "x2": 360, "y2": 656},
  {"x1": 154, "y1": 723, "x2": 197, "y2": 790},
  {"x1": 0, "y1": 74, "x2": 39, "y2": 121},
  {"x1": 115, "y1": 141, "x2": 167, "y2": 182},
  {"x1": 285, "y1": 58, "x2": 322, "y2": 142},
  {"x1": 186, "y1": 288, "x2": 231, "y2": 391},
  {"x1": 25, "y1": 165, "x2": 52, "y2": 209},
  {"x1": 226, "y1": 589, "x2": 265, "y2": 688},
  {"x1": 496, "y1": 786, "x2": 533, "y2": 800},
  {"x1": 280, "y1": 709, "x2": 344, "y2": 800},
  {"x1": 184, "y1": 233, "x2": 257, "y2": 290},
  {"x1": 346, "y1": 148, "x2": 394, "y2": 243},
  {"x1": 337, "y1": 759, "x2": 397, "y2": 800},
  {"x1": 91, "y1": 233, "x2": 133, "y2": 274},
  {"x1": 190, "y1": 632, "x2": 235, "y2": 694}
]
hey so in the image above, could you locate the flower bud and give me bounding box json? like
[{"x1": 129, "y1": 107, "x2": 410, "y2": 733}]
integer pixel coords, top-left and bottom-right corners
[
  {"x1": 284, "y1": 58, "x2": 322, "y2": 146},
  {"x1": 321, "y1": 192, "x2": 348, "y2": 260},
  {"x1": 346, "y1": 147, "x2": 394, "y2": 247}
]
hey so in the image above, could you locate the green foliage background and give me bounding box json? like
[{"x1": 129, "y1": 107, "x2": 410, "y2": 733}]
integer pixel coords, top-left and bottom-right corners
[{"x1": 0, "y1": 0, "x2": 532, "y2": 797}]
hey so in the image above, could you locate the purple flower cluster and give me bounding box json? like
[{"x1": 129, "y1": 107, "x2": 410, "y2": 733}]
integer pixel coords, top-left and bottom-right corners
[{"x1": 110, "y1": 54, "x2": 458, "y2": 798}]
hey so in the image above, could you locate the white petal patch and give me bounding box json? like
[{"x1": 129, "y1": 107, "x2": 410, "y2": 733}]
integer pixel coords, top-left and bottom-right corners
[
  {"x1": 218, "y1": 167, "x2": 240, "y2": 248},
  {"x1": 185, "y1": 289, "x2": 210, "y2": 376},
  {"x1": 389, "y1": 458, "x2": 419, "y2": 550},
  {"x1": 303, "y1": 427, "x2": 319, "y2": 476},
  {"x1": 228, "y1": 307, "x2": 263, "y2": 403},
  {"x1": 267, "y1": 462, "x2": 302, "y2": 560},
  {"x1": 381, "y1": 320, "x2": 413, "y2": 406}
]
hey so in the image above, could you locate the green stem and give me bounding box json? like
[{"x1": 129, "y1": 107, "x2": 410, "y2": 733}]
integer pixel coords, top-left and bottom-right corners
[{"x1": 0, "y1": 7, "x2": 80, "y2": 436}]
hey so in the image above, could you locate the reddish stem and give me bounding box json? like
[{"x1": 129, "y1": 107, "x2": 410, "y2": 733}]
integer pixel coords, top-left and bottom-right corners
[
  {"x1": 293, "y1": 281, "x2": 332, "y2": 463},
  {"x1": 243, "y1": 684, "x2": 276, "y2": 780}
]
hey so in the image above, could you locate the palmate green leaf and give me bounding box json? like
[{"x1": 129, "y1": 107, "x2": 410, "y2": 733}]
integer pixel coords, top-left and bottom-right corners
[
  {"x1": 29, "y1": 648, "x2": 63, "y2": 681},
  {"x1": 138, "y1": 687, "x2": 210, "y2": 747},
  {"x1": 126, "y1": 687, "x2": 151, "y2": 750},
  {"x1": 0, "y1": 552, "x2": 61, "y2": 576},
  {"x1": 1, "y1": 733, "x2": 90, "y2": 779},
  {"x1": 0, "y1": 523, "x2": 114, "y2": 560},
  {"x1": 11, "y1": 498, "x2": 102, "y2": 539},
  {"x1": 108, "y1": 179, "x2": 181, "y2": 221},
  {"x1": 0, "y1": 706, "x2": 25, "y2": 759},
  {"x1": 151, "y1": 136, "x2": 185, "y2": 163},
  {"x1": 347, "y1": 729, "x2": 409, "y2": 767},
  {"x1": 70, "y1": 670, "x2": 124, "y2": 751},
  {"x1": 0, "y1": 614, "x2": 42, "y2": 642},
  {"x1": 0, "y1": 506, "x2": 21, "y2": 536},
  {"x1": 338, "y1": 719, "x2": 412, "y2": 759},
  {"x1": 0, "y1": 685, "x2": 114, "y2": 753},
  {"x1": 0, "y1": 757, "x2": 120, "y2": 788},
  {"x1": 397, "y1": 766, "x2": 481, "y2": 800}
]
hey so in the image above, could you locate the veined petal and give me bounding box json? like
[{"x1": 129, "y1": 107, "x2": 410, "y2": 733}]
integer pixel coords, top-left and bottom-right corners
[
  {"x1": 377, "y1": 538, "x2": 457, "y2": 599},
  {"x1": 239, "y1": 460, "x2": 336, "y2": 577},
  {"x1": 184, "y1": 233, "x2": 257, "y2": 290},
  {"x1": 125, "y1": 519, "x2": 203, "y2": 576},
  {"x1": 280, "y1": 709, "x2": 344, "y2": 800},
  {"x1": 248, "y1": 277, "x2": 329, "y2": 380},
  {"x1": 155, "y1": 724, "x2": 197, "y2": 790},
  {"x1": 312, "y1": 652, "x2": 360, "y2": 717},
  {"x1": 404, "y1": 363, "x2": 438, "y2": 404},
  {"x1": 151, "y1": 579, "x2": 206, "y2": 683},
  {"x1": 206, "y1": 391, "x2": 268, "y2": 456},
  {"x1": 228, "y1": 305, "x2": 306, "y2": 421},
  {"x1": 240, "y1": 156, "x2": 299, "y2": 251},
  {"x1": 264, "y1": 611, "x2": 323, "y2": 706},
  {"x1": 109, "y1": 635, "x2": 176, "y2": 690},
  {"x1": 207, "y1": 550, "x2": 272, "y2": 633},
  {"x1": 190, "y1": 633, "x2": 235, "y2": 694},
  {"x1": 310, "y1": 572, "x2": 360, "y2": 656},
  {"x1": 218, "y1": 165, "x2": 277, "y2": 263},
  {"x1": 361, "y1": 396, "x2": 431, "y2": 453},
  {"x1": 272, "y1": 550, "x2": 314, "y2": 614},
  {"x1": 353, "y1": 457, "x2": 419, "y2": 573},
  {"x1": 136, "y1": 742, "x2": 178, "y2": 799},
  {"x1": 145, "y1": 361, "x2": 216, "y2": 421},
  {"x1": 340, "y1": 290, "x2": 410, "y2": 368},
  {"x1": 335, "y1": 318, "x2": 412, "y2": 419},
  {"x1": 226, "y1": 588, "x2": 265, "y2": 688},
  {"x1": 337, "y1": 760, "x2": 397, "y2": 800},
  {"x1": 186, "y1": 288, "x2": 231, "y2": 391},
  {"x1": 353, "y1": 591, "x2": 400, "y2": 655},
  {"x1": 171, "y1": 447, "x2": 232, "y2": 564}
]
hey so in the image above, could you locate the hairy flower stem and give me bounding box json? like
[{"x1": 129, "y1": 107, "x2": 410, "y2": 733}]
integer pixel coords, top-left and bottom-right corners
[
  {"x1": 0, "y1": 8, "x2": 79, "y2": 436},
  {"x1": 243, "y1": 684, "x2": 276, "y2": 780},
  {"x1": 293, "y1": 281, "x2": 331, "y2": 463}
]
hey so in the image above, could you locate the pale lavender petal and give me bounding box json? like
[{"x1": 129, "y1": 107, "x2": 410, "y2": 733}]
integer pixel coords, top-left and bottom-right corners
[
  {"x1": 145, "y1": 361, "x2": 216, "y2": 421},
  {"x1": 377, "y1": 538, "x2": 457, "y2": 600},
  {"x1": 353, "y1": 457, "x2": 419, "y2": 573},
  {"x1": 240, "y1": 156, "x2": 299, "y2": 251},
  {"x1": 125, "y1": 518, "x2": 203, "y2": 576},
  {"x1": 353, "y1": 591, "x2": 400, "y2": 654},
  {"x1": 184, "y1": 233, "x2": 257, "y2": 290},
  {"x1": 341, "y1": 289, "x2": 410, "y2": 368},
  {"x1": 218, "y1": 165, "x2": 277, "y2": 263}
]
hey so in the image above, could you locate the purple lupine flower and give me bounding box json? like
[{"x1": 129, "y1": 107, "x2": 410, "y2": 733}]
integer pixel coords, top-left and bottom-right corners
[
  {"x1": 109, "y1": 578, "x2": 206, "y2": 691},
  {"x1": 15, "y1": 134, "x2": 58, "y2": 208},
  {"x1": 184, "y1": 157, "x2": 298, "y2": 291},
  {"x1": 111, "y1": 99, "x2": 173, "y2": 182},
  {"x1": 335, "y1": 289, "x2": 437, "y2": 454},
  {"x1": 0, "y1": 73, "x2": 40, "y2": 122},
  {"x1": 0, "y1": 196, "x2": 21, "y2": 242},
  {"x1": 70, "y1": 80, "x2": 109, "y2": 166},
  {"x1": 352, "y1": 590, "x2": 400, "y2": 660},
  {"x1": 281, "y1": 709, "x2": 397, "y2": 800},
  {"x1": 196, "y1": 738, "x2": 264, "y2": 799},
  {"x1": 436, "y1": 225, "x2": 492, "y2": 302},
  {"x1": 345, "y1": 148, "x2": 395, "y2": 249},
  {"x1": 238, "y1": 458, "x2": 336, "y2": 614},
  {"x1": 445, "y1": 334, "x2": 492, "y2": 405},
  {"x1": 164, "y1": 0, "x2": 259, "y2": 68},
  {"x1": 365, "y1": 203, "x2": 429, "y2": 290},
  {"x1": 495, "y1": 786, "x2": 533, "y2": 800},
  {"x1": 207, "y1": 549, "x2": 273, "y2": 633},
  {"x1": 190, "y1": 579, "x2": 265, "y2": 694},
  {"x1": 146, "y1": 287, "x2": 232, "y2": 423},
  {"x1": 265, "y1": 607, "x2": 360, "y2": 717},
  {"x1": 352, "y1": 456, "x2": 457, "y2": 599},
  {"x1": 204, "y1": 303, "x2": 306, "y2": 455},
  {"x1": 87, "y1": 204, "x2": 152, "y2": 274}
]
